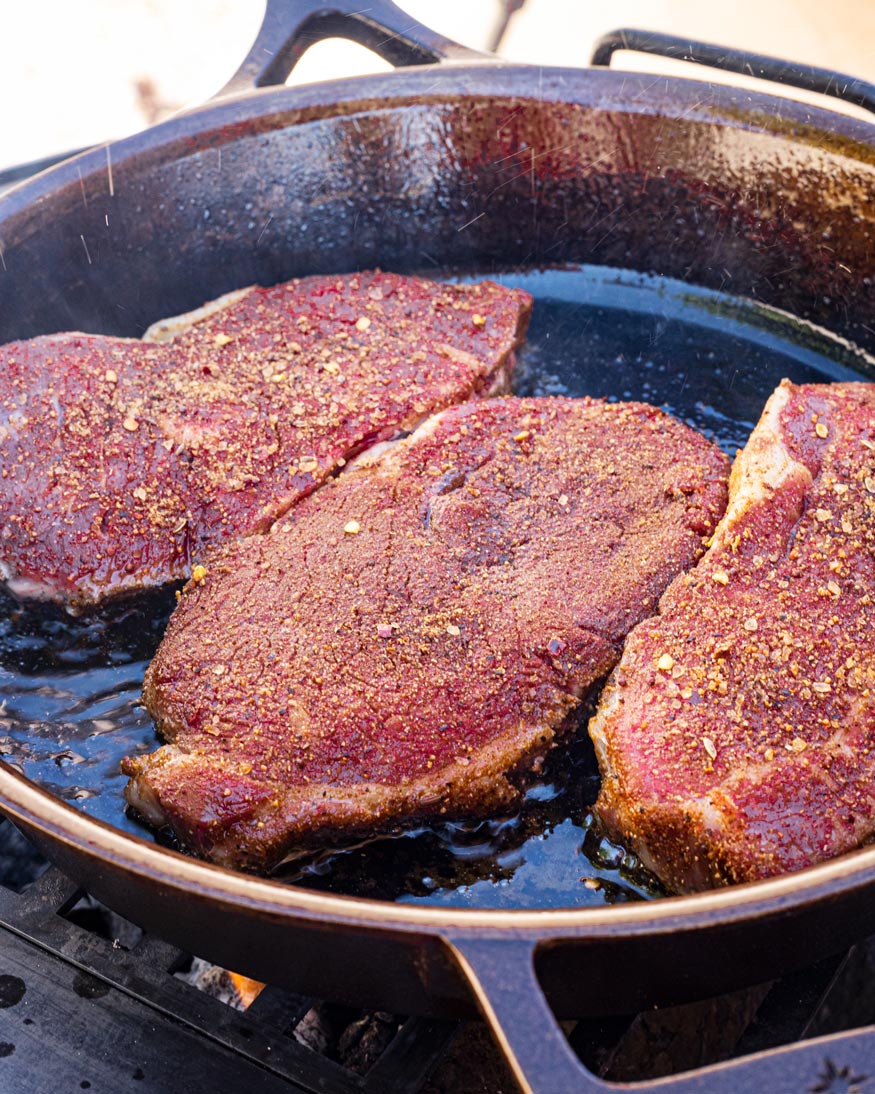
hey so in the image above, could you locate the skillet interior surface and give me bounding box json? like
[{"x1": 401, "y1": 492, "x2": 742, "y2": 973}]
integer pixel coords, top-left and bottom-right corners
[
  {"x1": 2, "y1": 66, "x2": 875, "y2": 1022},
  {"x1": 0, "y1": 262, "x2": 872, "y2": 911}
]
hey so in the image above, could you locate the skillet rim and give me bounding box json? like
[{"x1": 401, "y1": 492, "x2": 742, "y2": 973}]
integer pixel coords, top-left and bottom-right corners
[
  {"x1": 4, "y1": 761, "x2": 875, "y2": 932},
  {"x1": 2, "y1": 60, "x2": 875, "y2": 933},
  {"x1": 2, "y1": 61, "x2": 875, "y2": 227}
]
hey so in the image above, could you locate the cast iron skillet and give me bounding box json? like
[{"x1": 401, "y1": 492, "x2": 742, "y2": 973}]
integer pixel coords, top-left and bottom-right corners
[{"x1": 2, "y1": 2, "x2": 875, "y2": 1089}]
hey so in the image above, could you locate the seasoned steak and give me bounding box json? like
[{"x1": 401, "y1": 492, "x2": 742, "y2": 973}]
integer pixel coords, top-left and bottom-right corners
[
  {"x1": 590, "y1": 380, "x2": 875, "y2": 892},
  {"x1": 125, "y1": 396, "x2": 729, "y2": 871},
  {"x1": 0, "y1": 272, "x2": 529, "y2": 608}
]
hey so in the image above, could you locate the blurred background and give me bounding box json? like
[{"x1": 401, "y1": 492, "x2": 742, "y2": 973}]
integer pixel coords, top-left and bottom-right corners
[{"x1": 2, "y1": 0, "x2": 875, "y2": 172}]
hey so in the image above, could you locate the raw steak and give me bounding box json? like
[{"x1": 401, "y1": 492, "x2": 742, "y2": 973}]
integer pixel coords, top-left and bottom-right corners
[
  {"x1": 124, "y1": 396, "x2": 729, "y2": 871},
  {"x1": 0, "y1": 272, "x2": 529, "y2": 609},
  {"x1": 589, "y1": 380, "x2": 875, "y2": 892}
]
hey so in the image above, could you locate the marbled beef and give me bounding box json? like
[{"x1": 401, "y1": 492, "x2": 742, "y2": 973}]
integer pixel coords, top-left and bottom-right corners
[
  {"x1": 124, "y1": 396, "x2": 728, "y2": 871},
  {"x1": 0, "y1": 272, "x2": 529, "y2": 608},
  {"x1": 590, "y1": 380, "x2": 875, "y2": 891}
]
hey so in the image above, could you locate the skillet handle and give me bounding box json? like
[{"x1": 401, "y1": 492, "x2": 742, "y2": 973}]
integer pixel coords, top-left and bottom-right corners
[
  {"x1": 444, "y1": 932, "x2": 875, "y2": 1093},
  {"x1": 590, "y1": 28, "x2": 875, "y2": 117},
  {"x1": 217, "y1": 0, "x2": 488, "y2": 98}
]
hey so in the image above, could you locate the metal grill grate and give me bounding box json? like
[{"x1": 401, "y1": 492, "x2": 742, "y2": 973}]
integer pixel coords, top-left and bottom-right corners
[
  {"x1": 3, "y1": 818, "x2": 875, "y2": 1091},
  {"x1": 0, "y1": 821, "x2": 456, "y2": 1093}
]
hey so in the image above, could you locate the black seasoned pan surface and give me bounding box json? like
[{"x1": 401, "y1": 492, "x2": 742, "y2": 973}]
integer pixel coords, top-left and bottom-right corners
[{"x1": 1, "y1": 262, "x2": 871, "y2": 910}]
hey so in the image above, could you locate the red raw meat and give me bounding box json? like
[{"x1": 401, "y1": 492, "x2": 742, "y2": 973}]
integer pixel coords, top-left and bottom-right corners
[
  {"x1": 590, "y1": 380, "x2": 875, "y2": 891},
  {"x1": 0, "y1": 272, "x2": 530, "y2": 608},
  {"x1": 125, "y1": 396, "x2": 728, "y2": 871}
]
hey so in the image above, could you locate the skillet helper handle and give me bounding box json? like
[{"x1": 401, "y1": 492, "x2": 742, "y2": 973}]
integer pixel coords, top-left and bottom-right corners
[
  {"x1": 218, "y1": 0, "x2": 487, "y2": 98},
  {"x1": 590, "y1": 28, "x2": 875, "y2": 117},
  {"x1": 444, "y1": 932, "x2": 875, "y2": 1093}
]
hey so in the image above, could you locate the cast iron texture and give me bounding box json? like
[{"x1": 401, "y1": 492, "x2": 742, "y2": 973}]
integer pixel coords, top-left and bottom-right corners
[
  {"x1": 2, "y1": 4, "x2": 875, "y2": 1090},
  {"x1": 591, "y1": 27, "x2": 875, "y2": 115},
  {"x1": 2, "y1": 68, "x2": 875, "y2": 352}
]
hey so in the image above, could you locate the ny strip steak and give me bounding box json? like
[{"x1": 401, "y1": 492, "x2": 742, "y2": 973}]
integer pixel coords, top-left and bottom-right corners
[
  {"x1": 125, "y1": 396, "x2": 729, "y2": 871},
  {"x1": 0, "y1": 272, "x2": 530, "y2": 609},
  {"x1": 590, "y1": 380, "x2": 875, "y2": 892}
]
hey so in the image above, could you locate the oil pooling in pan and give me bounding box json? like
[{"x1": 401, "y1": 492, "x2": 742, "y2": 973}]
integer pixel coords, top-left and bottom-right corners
[{"x1": 0, "y1": 265, "x2": 871, "y2": 910}]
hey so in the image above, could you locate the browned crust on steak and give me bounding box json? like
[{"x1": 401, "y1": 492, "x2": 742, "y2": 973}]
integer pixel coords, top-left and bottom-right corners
[
  {"x1": 0, "y1": 272, "x2": 530, "y2": 609},
  {"x1": 590, "y1": 380, "x2": 875, "y2": 892},
  {"x1": 122, "y1": 720, "x2": 562, "y2": 871},
  {"x1": 126, "y1": 396, "x2": 729, "y2": 871}
]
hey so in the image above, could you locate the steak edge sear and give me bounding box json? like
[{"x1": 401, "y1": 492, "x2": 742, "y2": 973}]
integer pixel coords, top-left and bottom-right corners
[
  {"x1": 589, "y1": 380, "x2": 875, "y2": 892},
  {"x1": 0, "y1": 272, "x2": 530, "y2": 609},
  {"x1": 125, "y1": 396, "x2": 729, "y2": 871}
]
